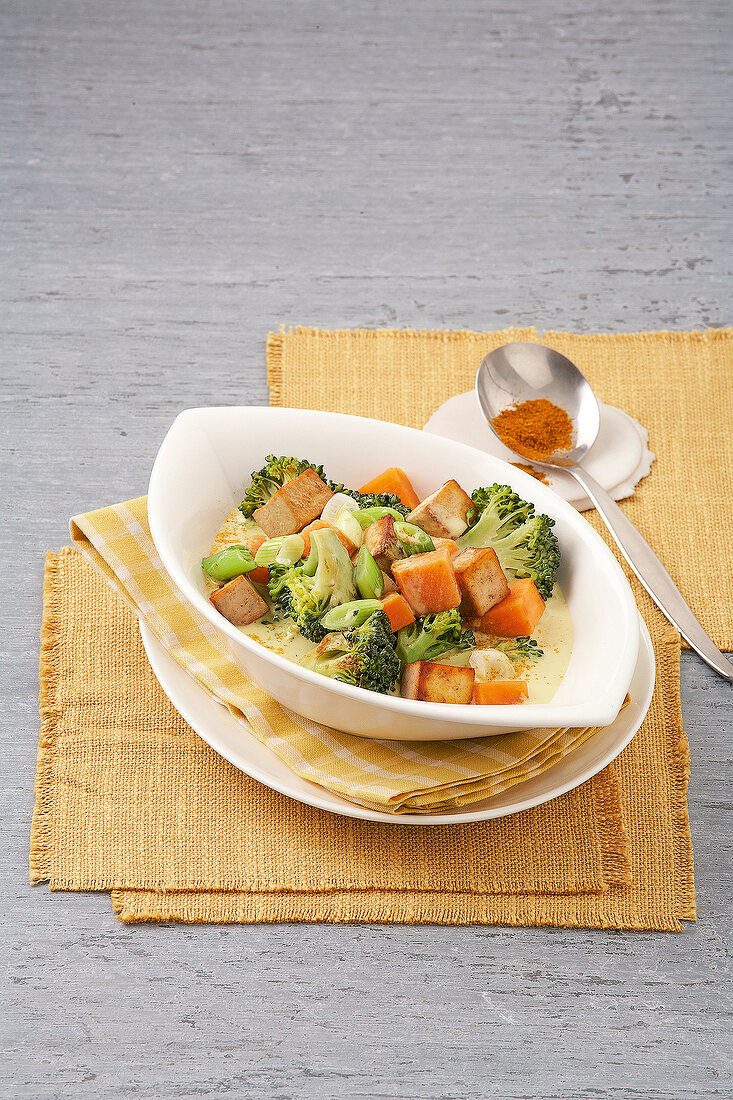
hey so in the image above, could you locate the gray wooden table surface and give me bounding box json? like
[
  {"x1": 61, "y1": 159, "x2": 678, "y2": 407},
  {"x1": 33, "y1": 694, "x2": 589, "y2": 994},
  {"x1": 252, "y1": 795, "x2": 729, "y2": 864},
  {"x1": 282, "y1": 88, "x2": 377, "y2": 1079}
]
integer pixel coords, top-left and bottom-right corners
[{"x1": 3, "y1": 2, "x2": 732, "y2": 1097}]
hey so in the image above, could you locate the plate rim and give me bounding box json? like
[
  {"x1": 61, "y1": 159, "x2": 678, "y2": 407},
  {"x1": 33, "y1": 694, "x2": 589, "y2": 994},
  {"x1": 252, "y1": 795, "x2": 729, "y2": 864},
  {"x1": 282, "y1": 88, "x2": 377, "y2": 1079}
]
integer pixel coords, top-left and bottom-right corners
[
  {"x1": 138, "y1": 614, "x2": 655, "y2": 826},
  {"x1": 423, "y1": 392, "x2": 652, "y2": 511}
]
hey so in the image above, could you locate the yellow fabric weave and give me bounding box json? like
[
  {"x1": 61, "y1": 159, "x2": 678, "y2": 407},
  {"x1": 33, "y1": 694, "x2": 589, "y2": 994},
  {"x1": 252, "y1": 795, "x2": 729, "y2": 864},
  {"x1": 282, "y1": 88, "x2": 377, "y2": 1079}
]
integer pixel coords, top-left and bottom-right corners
[
  {"x1": 268, "y1": 326, "x2": 732, "y2": 649},
  {"x1": 31, "y1": 326, "x2": 710, "y2": 928},
  {"x1": 32, "y1": 548, "x2": 692, "y2": 929}
]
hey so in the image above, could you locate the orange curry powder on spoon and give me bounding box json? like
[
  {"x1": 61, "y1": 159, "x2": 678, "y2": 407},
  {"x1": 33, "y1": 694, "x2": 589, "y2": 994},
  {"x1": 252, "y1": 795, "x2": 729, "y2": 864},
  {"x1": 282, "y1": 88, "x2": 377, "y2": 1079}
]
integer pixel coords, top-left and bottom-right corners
[{"x1": 492, "y1": 398, "x2": 574, "y2": 463}]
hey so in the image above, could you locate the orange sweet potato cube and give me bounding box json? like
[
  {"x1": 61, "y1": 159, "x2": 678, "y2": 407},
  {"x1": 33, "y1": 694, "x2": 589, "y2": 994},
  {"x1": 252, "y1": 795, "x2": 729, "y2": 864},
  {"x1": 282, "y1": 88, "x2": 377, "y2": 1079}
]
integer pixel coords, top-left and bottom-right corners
[
  {"x1": 380, "y1": 592, "x2": 416, "y2": 632},
  {"x1": 358, "y1": 467, "x2": 421, "y2": 510},
  {"x1": 432, "y1": 537, "x2": 460, "y2": 557},
  {"x1": 452, "y1": 546, "x2": 509, "y2": 618},
  {"x1": 469, "y1": 578, "x2": 545, "y2": 638},
  {"x1": 391, "y1": 548, "x2": 462, "y2": 615},
  {"x1": 473, "y1": 679, "x2": 529, "y2": 705},
  {"x1": 401, "y1": 661, "x2": 475, "y2": 704},
  {"x1": 253, "y1": 468, "x2": 333, "y2": 537}
]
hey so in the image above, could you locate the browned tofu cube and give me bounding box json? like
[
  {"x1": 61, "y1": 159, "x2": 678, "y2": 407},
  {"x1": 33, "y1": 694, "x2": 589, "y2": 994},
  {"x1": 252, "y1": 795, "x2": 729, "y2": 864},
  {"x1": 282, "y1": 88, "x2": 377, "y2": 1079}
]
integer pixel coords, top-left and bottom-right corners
[
  {"x1": 253, "y1": 468, "x2": 333, "y2": 537},
  {"x1": 400, "y1": 661, "x2": 475, "y2": 705},
  {"x1": 452, "y1": 546, "x2": 509, "y2": 618},
  {"x1": 209, "y1": 575, "x2": 268, "y2": 627},
  {"x1": 406, "y1": 479, "x2": 474, "y2": 539},
  {"x1": 363, "y1": 515, "x2": 404, "y2": 572}
]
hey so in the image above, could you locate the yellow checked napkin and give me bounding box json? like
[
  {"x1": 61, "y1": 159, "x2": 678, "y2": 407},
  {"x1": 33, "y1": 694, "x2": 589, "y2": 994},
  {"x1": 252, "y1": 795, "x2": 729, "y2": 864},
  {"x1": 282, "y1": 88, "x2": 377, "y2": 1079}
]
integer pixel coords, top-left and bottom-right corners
[{"x1": 70, "y1": 498, "x2": 610, "y2": 815}]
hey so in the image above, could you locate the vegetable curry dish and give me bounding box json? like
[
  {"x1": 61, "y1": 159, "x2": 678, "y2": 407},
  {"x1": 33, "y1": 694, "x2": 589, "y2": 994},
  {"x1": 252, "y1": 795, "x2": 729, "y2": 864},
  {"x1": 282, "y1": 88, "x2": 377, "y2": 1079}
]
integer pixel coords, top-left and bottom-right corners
[{"x1": 202, "y1": 457, "x2": 572, "y2": 706}]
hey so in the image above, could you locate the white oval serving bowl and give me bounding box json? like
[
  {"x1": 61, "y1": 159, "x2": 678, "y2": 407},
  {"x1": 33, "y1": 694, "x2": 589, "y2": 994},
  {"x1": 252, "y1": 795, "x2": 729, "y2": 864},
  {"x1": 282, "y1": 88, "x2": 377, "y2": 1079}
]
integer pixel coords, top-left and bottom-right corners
[{"x1": 148, "y1": 406, "x2": 640, "y2": 741}]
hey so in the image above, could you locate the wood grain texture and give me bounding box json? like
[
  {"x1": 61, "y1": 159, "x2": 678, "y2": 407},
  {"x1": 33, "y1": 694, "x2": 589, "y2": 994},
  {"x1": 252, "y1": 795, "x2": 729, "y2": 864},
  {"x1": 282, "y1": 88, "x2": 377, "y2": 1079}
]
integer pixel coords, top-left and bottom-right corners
[{"x1": 2, "y1": 1, "x2": 731, "y2": 1097}]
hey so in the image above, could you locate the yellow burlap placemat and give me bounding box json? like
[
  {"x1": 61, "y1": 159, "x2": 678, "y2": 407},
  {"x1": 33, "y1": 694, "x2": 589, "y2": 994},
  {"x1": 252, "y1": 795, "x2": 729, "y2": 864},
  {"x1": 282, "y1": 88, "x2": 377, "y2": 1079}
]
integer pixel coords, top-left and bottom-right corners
[
  {"x1": 31, "y1": 326, "x2": 713, "y2": 928},
  {"x1": 32, "y1": 549, "x2": 689, "y2": 928},
  {"x1": 269, "y1": 326, "x2": 732, "y2": 649}
]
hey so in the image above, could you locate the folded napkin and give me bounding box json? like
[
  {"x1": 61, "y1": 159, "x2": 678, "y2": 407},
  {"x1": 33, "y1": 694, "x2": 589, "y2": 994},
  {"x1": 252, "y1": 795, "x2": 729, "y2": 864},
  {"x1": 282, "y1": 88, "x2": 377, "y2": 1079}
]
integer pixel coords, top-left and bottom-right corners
[{"x1": 70, "y1": 497, "x2": 613, "y2": 815}]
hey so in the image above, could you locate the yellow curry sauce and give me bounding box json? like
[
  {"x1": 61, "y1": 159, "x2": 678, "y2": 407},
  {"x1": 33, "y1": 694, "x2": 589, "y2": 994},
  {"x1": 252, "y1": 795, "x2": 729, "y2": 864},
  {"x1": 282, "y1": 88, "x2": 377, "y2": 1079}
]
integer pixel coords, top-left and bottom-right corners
[{"x1": 207, "y1": 507, "x2": 573, "y2": 704}]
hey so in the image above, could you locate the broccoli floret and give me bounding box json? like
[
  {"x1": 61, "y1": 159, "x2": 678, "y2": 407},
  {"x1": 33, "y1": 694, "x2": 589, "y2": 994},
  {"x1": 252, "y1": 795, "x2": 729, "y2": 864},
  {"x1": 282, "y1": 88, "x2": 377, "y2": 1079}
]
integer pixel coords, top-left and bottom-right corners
[
  {"x1": 267, "y1": 527, "x2": 356, "y2": 641},
  {"x1": 468, "y1": 484, "x2": 530, "y2": 530},
  {"x1": 268, "y1": 566, "x2": 328, "y2": 641},
  {"x1": 457, "y1": 483, "x2": 560, "y2": 601},
  {"x1": 239, "y1": 455, "x2": 332, "y2": 518},
  {"x1": 395, "y1": 609, "x2": 476, "y2": 666},
  {"x1": 495, "y1": 636, "x2": 544, "y2": 664},
  {"x1": 343, "y1": 491, "x2": 409, "y2": 516},
  {"x1": 498, "y1": 512, "x2": 560, "y2": 602},
  {"x1": 302, "y1": 610, "x2": 401, "y2": 694}
]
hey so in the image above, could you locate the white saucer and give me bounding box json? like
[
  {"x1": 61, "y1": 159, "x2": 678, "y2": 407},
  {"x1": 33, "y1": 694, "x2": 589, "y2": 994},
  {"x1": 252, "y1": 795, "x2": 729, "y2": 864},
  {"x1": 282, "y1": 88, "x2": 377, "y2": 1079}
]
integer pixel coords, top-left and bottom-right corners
[
  {"x1": 139, "y1": 616, "x2": 655, "y2": 826},
  {"x1": 424, "y1": 393, "x2": 654, "y2": 511}
]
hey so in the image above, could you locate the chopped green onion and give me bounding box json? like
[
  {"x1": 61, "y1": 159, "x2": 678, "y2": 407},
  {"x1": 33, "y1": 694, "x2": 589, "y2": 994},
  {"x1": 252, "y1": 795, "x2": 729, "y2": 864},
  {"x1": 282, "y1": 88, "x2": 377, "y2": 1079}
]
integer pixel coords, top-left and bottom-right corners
[
  {"x1": 276, "y1": 534, "x2": 306, "y2": 565},
  {"x1": 320, "y1": 599, "x2": 383, "y2": 631},
  {"x1": 255, "y1": 534, "x2": 305, "y2": 568},
  {"x1": 201, "y1": 545, "x2": 256, "y2": 583},
  {"x1": 354, "y1": 545, "x2": 384, "y2": 599},
  {"x1": 351, "y1": 506, "x2": 406, "y2": 529},
  {"x1": 334, "y1": 507, "x2": 364, "y2": 549},
  {"x1": 394, "y1": 520, "x2": 435, "y2": 556},
  {"x1": 320, "y1": 492, "x2": 360, "y2": 524}
]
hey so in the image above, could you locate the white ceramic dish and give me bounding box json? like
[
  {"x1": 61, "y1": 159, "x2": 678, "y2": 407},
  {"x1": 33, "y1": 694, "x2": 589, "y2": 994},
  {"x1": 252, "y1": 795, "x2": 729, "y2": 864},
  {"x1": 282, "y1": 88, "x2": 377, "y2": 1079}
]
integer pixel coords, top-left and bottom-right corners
[
  {"x1": 139, "y1": 615, "x2": 655, "y2": 825},
  {"x1": 148, "y1": 406, "x2": 640, "y2": 741}
]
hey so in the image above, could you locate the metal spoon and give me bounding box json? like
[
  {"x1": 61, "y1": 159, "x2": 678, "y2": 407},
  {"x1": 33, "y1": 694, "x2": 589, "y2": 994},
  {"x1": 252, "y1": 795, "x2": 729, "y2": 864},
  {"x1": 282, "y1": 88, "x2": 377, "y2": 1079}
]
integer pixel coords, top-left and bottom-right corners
[{"x1": 476, "y1": 341, "x2": 733, "y2": 681}]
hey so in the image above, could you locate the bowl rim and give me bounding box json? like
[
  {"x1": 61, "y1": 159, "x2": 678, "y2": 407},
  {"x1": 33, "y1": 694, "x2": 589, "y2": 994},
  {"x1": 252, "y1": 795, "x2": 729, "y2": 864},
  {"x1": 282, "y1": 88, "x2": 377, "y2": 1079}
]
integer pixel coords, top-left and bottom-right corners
[{"x1": 148, "y1": 405, "x2": 640, "y2": 730}]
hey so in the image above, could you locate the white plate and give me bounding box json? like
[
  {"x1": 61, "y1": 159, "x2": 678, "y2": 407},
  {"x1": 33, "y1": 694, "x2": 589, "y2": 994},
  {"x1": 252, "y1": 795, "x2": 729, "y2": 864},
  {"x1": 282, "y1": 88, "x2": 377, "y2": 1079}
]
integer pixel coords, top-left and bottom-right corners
[
  {"x1": 424, "y1": 392, "x2": 654, "y2": 512},
  {"x1": 139, "y1": 614, "x2": 655, "y2": 826}
]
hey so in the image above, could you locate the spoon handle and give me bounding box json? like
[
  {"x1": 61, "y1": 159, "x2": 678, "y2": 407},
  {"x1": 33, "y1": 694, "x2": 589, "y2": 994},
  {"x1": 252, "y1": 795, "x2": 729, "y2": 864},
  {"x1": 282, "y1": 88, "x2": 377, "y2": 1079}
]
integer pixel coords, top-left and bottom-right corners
[{"x1": 568, "y1": 466, "x2": 733, "y2": 681}]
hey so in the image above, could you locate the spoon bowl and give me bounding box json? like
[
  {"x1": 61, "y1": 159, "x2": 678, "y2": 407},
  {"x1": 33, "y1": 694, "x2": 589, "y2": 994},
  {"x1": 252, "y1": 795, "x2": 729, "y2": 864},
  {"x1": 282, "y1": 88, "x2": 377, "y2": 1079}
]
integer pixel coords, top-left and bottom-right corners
[
  {"x1": 476, "y1": 341, "x2": 599, "y2": 467},
  {"x1": 475, "y1": 341, "x2": 732, "y2": 682}
]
